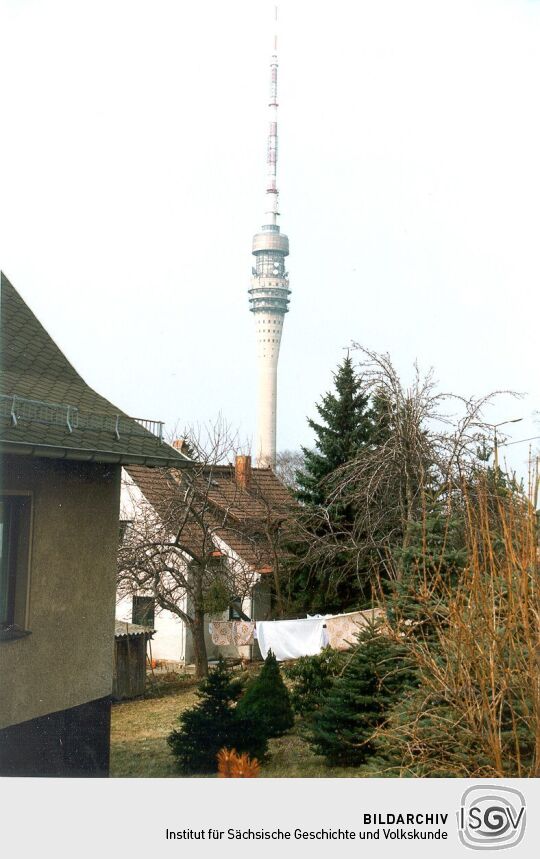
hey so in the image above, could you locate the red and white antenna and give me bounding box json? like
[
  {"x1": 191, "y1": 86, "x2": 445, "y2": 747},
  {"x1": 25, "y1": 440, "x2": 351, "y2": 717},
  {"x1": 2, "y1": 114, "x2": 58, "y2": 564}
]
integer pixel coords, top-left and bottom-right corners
[{"x1": 266, "y1": 5, "x2": 280, "y2": 225}]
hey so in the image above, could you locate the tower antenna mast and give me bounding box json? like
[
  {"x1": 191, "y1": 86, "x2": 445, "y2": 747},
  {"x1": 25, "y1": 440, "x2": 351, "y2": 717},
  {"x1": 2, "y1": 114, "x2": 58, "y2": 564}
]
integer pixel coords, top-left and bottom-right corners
[
  {"x1": 266, "y1": 4, "x2": 279, "y2": 225},
  {"x1": 248, "y1": 4, "x2": 291, "y2": 468}
]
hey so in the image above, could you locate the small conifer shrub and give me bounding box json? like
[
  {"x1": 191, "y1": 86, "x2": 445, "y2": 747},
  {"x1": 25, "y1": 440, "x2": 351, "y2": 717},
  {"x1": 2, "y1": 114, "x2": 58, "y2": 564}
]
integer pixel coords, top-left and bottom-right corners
[
  {"x1": 167, "y1": 658, "x2": 267, "y2": 773},
  {"x1": 307, "y1": 622, "x2": 416, "y2": 766},
  {"x1": 236, "y1": 651, "x2": 294, "y2": 738},
  {"x1": 284, "y1": 647, "x2": 345, "y2": 716}
]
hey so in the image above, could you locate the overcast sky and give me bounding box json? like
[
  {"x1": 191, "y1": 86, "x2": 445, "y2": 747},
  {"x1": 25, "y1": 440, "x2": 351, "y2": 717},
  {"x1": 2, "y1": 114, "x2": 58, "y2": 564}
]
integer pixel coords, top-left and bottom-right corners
[{"x1": 1, "y1": 0, "x2": 539, "y2": 477}]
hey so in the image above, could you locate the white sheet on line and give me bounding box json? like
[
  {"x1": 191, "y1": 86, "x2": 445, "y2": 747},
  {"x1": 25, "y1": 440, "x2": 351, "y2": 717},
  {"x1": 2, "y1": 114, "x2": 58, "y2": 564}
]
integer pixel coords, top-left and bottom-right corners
[{"x1": 256, "y1": 617, "x2": 328, "y2": 661}]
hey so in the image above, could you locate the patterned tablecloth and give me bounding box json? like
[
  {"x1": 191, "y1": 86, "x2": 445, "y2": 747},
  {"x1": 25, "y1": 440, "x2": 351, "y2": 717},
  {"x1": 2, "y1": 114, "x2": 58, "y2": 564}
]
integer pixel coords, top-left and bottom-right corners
[
  {"x1": 325, "y1": 608, "x2": 385, "y2": 651},
  {"x1": 210, "y1": 620, "x2": 255, "y2": 647}
]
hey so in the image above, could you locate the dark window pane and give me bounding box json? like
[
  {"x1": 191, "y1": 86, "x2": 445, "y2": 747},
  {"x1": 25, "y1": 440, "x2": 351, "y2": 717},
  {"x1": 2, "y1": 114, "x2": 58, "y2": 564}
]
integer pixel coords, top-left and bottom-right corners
[
  {"x1": 0, "y1": 500, "x2": 9, "y2": 625},
  {"x1": 132, "y1": 596, "x2": 155, "y2": 628},
  {"x1": 119, "y1": 520, "x2": 132, "y2": 542},
  {"x1": 229, "y1": 596, "x2": 250, "y2": 621},
  {"x1": 0, "y1": 496, "x2": 31, "y2": 628}
]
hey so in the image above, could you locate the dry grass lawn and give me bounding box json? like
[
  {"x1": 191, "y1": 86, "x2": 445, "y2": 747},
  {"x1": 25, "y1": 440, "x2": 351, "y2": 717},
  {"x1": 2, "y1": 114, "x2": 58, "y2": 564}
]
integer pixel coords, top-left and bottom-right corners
[{"x1": 110, "y1": 679, "x2": 368, "y2": 778}]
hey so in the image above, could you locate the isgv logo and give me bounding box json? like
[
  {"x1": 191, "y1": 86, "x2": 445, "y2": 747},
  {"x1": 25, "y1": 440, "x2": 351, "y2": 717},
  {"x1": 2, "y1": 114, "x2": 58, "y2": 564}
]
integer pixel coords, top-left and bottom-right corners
[{"x1": 458, "y1": 786, "x2": 526, "y2": 850}]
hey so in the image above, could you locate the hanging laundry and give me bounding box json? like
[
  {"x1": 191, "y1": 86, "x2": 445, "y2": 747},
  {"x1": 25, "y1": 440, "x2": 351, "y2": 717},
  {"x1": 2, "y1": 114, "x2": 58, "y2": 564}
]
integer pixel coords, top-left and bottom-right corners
[
  {"x1": 231, "y1": 620, "x2": 255, "y2": 647},
  {"x1": 256, "y1": 617, "x2": 328, "y2": 661},
  {"x1": 326, "y1": 609, "x2": 385, "y2": 651},
  {"x1": 210, "y1": 620, "x2": 233, "y2": 646}
]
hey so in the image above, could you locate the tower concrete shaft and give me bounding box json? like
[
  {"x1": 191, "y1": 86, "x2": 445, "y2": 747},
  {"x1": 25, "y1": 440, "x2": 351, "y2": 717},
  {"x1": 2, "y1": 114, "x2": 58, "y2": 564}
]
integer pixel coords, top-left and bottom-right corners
[{"x1": 249, "y1": 6, "x2": 290, "y2": 469}]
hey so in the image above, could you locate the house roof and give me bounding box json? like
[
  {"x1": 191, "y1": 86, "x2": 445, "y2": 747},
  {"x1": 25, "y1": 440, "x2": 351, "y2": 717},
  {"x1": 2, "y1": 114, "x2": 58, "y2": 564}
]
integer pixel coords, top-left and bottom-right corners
[
  {"x1": 0, "y1": 272, "x2": 190, "y2": 467},
  {"x1": 125, "y1": 461, "x2": 296, "y2": 572}
]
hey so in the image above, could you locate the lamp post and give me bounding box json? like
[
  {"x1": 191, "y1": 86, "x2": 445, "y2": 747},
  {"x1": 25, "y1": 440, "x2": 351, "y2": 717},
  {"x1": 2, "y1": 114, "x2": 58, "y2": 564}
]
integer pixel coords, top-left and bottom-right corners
[{"x1": 487, "y1": 419, "x2": 523, "y2": 471}]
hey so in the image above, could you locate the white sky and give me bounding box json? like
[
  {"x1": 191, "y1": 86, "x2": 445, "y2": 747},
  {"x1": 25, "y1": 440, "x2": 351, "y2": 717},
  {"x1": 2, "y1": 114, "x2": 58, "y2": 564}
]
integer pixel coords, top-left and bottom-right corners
[{"x1": 1, "y1": 0, "x2": 539, "y2": 478}]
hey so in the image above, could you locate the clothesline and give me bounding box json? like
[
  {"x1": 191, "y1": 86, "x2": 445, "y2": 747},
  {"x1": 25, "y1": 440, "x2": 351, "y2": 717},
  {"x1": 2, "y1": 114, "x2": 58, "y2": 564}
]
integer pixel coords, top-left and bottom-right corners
[{"x1": 209, "y1": 608, "x2": 384, "y2": 661}]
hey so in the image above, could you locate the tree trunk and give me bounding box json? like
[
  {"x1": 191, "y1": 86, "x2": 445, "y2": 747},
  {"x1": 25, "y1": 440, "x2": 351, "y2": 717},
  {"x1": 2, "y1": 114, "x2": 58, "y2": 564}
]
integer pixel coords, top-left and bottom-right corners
[{"x1": 191, "y1": 608, "x2": 209, "y2": 678}]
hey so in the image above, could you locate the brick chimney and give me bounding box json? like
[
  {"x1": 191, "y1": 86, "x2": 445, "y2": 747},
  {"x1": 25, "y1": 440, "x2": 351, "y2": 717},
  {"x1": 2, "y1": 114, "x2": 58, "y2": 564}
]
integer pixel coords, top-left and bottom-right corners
[
  {"x1": 172, "y1": 439, "x2": 185, "y2": 452},
  {"x1": 235, "y1": 455, "x2": 252, "y2": 491}
]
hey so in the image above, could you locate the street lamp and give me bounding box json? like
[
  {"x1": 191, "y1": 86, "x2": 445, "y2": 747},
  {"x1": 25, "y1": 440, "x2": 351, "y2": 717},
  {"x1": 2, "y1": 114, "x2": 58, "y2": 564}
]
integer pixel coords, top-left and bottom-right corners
[{"x1": 486, "y1": 419, "x2": 523, "y2": 470}]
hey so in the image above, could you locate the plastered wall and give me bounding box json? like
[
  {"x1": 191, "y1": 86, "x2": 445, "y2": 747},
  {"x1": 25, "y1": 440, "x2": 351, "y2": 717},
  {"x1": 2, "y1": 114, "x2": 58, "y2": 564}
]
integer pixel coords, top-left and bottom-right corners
[{"x1": 0, "y1": 455, "x2": 121, "y2": 730}]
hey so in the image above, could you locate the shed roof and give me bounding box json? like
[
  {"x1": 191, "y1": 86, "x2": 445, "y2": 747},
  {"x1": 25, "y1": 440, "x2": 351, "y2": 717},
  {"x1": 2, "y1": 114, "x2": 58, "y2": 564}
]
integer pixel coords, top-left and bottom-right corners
[
  {"x1": 114, "y1": 620, "x2": 155, "y2": 638},
  {"x1": 0, "y1": 272, "x2": 190, "y2": 466}
]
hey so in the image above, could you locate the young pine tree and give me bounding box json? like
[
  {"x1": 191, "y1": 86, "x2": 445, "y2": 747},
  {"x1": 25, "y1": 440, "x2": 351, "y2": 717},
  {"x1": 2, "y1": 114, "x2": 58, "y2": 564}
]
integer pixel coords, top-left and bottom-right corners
[
  {"x1": 236, "y1": 651, "x2": 294, "y2": 738},
  {"x1": 307, "y1": 622, "x2": 416, "y2": 767},
  {"x1": 167, "y1": 658, "x2": 267, "y2": 773}
]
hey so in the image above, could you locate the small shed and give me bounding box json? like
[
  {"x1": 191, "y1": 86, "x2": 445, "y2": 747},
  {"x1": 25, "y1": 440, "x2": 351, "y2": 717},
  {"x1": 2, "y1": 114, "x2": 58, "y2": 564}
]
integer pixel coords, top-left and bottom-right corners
[{"x1": 113, "y1": 621, "x2": 154, "y2": 701}]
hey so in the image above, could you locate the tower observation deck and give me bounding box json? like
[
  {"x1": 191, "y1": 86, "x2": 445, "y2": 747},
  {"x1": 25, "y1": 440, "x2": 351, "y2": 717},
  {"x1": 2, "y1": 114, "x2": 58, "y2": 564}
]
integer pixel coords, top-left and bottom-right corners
[{"x1": 249, "y1": 7, "x2": 291, "y2": 468}]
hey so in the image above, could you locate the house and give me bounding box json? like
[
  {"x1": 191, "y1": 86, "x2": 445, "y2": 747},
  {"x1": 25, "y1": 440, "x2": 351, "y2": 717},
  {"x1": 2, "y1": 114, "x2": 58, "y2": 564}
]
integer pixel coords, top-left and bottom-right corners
[
  {"x1": 0, "y1": 272, "x2": 189, "y2": 776},
  {"x1": 116, "y1": 454, "x2": 296, "y2": 666}
]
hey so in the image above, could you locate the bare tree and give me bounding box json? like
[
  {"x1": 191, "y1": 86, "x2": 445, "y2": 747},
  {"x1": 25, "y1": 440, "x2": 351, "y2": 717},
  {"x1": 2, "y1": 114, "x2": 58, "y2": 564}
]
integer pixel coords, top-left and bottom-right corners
[
  {"x1": 288, "y1": 346, "x2": 518, "y2": 595},
  {"x1": 274, "y1": 449, "x2": 305, "y2": 493}
]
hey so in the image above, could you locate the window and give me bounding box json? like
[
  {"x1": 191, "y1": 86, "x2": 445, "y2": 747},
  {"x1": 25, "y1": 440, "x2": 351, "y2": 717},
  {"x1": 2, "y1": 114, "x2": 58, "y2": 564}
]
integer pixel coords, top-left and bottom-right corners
[
  {"x1": 228, "y1": 596, "x2": 250, "y2": 622},
  {"x1": 118, "y1": 519, "x2": 133, "y2": 542},
  {"x1": 0, "y1": 495, "x2": 32, "y2": 639},
  {"x1": 132, "y1": 595, "x2": 155, "y2": 628}
]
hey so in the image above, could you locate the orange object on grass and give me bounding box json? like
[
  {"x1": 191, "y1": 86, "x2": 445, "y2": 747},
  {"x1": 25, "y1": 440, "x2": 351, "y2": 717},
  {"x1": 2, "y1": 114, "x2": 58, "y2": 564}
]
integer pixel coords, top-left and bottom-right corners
[{"x1": 217, "y1": 747, "x2": 260, "y2": 778}]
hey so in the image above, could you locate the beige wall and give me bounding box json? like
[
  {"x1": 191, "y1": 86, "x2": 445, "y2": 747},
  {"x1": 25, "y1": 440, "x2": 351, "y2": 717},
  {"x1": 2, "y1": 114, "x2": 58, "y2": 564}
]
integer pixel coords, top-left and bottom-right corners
[{"x1": 0, "y1": 455, "x2": 121, "y2": 730}]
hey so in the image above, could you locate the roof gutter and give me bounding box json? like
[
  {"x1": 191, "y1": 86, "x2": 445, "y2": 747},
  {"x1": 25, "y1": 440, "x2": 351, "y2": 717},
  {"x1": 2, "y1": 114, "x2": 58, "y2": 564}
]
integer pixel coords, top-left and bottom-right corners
[{"x1": 0, "y1": 440, "x2": 193, "y2": 468}]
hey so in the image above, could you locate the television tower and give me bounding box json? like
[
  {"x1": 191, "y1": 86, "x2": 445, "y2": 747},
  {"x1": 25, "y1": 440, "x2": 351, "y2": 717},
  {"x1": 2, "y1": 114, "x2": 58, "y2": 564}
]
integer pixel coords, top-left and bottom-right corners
[{"x1": 248, "y1": 5, "x2": 291, "y2": 469}]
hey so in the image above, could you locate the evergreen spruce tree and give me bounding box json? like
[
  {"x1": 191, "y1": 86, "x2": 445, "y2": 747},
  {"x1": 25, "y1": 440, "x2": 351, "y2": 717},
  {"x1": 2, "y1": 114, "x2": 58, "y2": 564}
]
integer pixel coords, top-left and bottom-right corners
[
  {"x1": 307, "y1": 622, "x2": 416, "y2": 767},
  {"x1": 296, "y1": 355, "x2": 373, "y2": 507},
  {"x1": 285, "y1": 647, "x2": 346, "y2": 716},
  {"x1": 167, "y1": 658, "x2": 267, "y2": 773},
  {"x1": 236, "y1": 651, "x2": 294, "y2": 737},
  {"x1": 387, "y1": 504, "x2": 467, "y2": 632},
  {"x1": 288, "y1": 356, "x2": 375, "y2": 612}
]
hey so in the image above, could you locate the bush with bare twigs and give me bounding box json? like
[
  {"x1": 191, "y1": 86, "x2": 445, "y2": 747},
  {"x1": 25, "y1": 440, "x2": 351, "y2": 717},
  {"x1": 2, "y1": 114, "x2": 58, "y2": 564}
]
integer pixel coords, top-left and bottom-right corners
[{"x1": 373, "y1": 473, "x2": 540, "y2": 777}]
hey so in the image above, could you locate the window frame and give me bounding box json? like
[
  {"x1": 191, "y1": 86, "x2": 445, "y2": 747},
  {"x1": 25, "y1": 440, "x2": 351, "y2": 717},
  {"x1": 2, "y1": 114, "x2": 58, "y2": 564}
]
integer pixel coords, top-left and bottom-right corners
[{"x1": 0, "y1": 491, "x2": 33, "y2": 641}]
